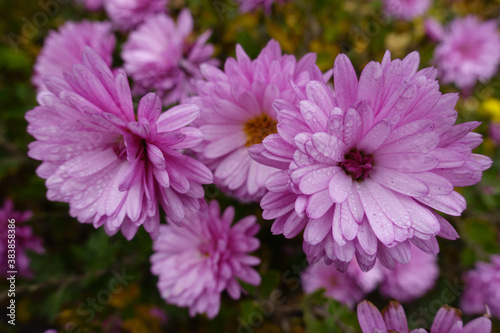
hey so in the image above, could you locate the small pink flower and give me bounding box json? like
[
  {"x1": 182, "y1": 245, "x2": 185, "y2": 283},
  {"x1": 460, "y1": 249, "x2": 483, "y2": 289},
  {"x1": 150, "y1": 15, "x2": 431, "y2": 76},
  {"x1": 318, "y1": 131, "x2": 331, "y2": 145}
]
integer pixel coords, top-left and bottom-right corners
[
  {"x1": 151, "y1": 200, "x2": 261, "y2": 318},
  {"x1": 122, "y1": 10, "x2": 218, "y2": 105},
  {"x1": 434, "y1": 16, "x2": 500, "y2": 90},
  {"x1": 75, "y1": 0, "x2": 104, "y2": 11},
  {"x1": 250, "y1": 51, "x2": 491, "y2": 271},
  {"x1": 193, "y1": 39, "x2": 317, "y2": 202},
  {"x1": 105, "y1": 0, "x2": 167, "y2": 31},
  {"x1": 461, "y1": 255, "x2": 500, "y2": 319},
  {"x1": 32, "y1": 21, "x2": 115, "y2": 93},
  {"x1": 27, "y1": 48, "x2": 212, "y2": 240},
  {"x1": 302, "y1": 259, "x2": 383, "y2": 308},
  {"x1": 383, "y1": 0, "x2": 431, "y2": 21},
  {"x1": 0, "y1": 199, "x2": 44, "y2": 278}
]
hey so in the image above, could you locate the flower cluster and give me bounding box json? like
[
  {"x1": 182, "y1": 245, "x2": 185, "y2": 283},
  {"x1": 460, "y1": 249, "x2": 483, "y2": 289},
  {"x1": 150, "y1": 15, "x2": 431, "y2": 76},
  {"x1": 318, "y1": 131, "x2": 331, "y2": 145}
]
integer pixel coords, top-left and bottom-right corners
[{"x1": 23, "y1": 0, "x2": 498, "y2": 323}]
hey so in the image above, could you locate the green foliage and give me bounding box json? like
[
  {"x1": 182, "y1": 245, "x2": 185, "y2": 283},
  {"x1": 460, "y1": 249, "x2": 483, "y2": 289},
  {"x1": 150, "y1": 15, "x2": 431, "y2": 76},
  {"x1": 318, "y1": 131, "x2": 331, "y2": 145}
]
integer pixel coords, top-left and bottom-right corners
[{"x1": 302, "y1": 290, "x2": 360, "y2": 333}]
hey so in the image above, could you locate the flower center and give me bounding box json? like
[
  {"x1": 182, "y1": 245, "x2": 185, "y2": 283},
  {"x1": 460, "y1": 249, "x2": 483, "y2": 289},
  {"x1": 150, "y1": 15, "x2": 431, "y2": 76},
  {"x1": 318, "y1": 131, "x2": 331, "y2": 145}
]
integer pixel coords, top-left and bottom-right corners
[
  {"x1": 198, "y1": 242, "x2": 212, "y2": 258},
  {"x1": 340, "y1": 149, "x2": 373, "y2": 181},
  {"x1": 243, "y1": 114, "x2": 278, "y2": 147}
]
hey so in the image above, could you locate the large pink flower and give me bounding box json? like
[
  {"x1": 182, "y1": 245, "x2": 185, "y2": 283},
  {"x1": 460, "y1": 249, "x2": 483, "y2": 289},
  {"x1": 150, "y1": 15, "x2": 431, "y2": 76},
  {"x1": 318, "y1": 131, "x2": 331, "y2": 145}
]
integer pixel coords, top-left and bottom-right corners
[
  {"x1": 433, "y1": 16, "x2": 500, "y2": 90},
  {"x1": 193, "y1": 40, "x2": 317, "y2": 202},
  {"x1": 461, "y1": 255, "x2": 500, "y2": 319},
  {"x1": 0, "y1": 199, "x2": 44, "y2": 278},
  {"x1": 32, "y1": 21, "x2": 115, "y2": 93},
  {"x1": 26, "y1": 48, "x2": 212, "y2": 240},
  {"x1": 151, "y1": 200, "x2": 261, "y2": 318},
  {"x1": 105, "y1": 0, "x2": 167, "y2": 31},
  {"x1": 122, "y1": 10, "x2": 218, "y2": 106},
  {"x1": 250, "y1": 51, "x2": 492, "y2": 271},
  {"x1": 357, "y1": 300, "x2": 491, "y2": 333}
]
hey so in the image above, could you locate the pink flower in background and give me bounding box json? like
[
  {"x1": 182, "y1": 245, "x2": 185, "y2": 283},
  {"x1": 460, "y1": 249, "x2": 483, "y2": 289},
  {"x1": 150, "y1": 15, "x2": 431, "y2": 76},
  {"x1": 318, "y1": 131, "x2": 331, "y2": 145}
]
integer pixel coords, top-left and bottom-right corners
[
  {"x1": 382, "y1": 0, "x2": 431, "y2": 21},
  {"x1": 461, "y1": 255, "x2": 500, "y2": 318},
  {"x1": 379, "y1": 244, "x2": 438, "y2": 302},
  {"x1": 302, "y1": 244, "x2": 436, "y2": 305},
  {"x1": 250, "y1": 51, "x2": 491, "y2": 272},
  {"x1": 238, "y1": 0, "x2": 285, "y2": 14},
  {"x1": 105, "y1": 0, "x2": 167, "y2": 31},
  {"x1": 150, "y1": 200, "x2": 261, "y2": 318},
  {"x1": 489, "y1": 122, "x2": 500, "y2": 145},
  {"x1": 32, "y1": 21, "x2": 115, "y2": 93},
  {"x1": 75, "y1": 0, "x2": 104, "y2": 11},
  {"x1": 302, "y1": 259, "x2": 383, "y2": 308},
  {"x1": 357, "y1": 300, "x2": 492, "y2": 333},
  {"x1": 122, "y1": 10, "x2": 218, "y2": 106},
  {"x1": 433, "y1": 16, "x2": 500, "y2": 90},
  {"x1": 26, "y1": 48, "x2": 212, "y2": 240},
  {"x1": 425, "y1": 18, "x2": 445, "y2": 42},
  {"x1": 0, "y1": 199, "x2": 44, "y2": 278},
  {"x1": 193, "y1": 39, "x2": 317, "y2": 202}
]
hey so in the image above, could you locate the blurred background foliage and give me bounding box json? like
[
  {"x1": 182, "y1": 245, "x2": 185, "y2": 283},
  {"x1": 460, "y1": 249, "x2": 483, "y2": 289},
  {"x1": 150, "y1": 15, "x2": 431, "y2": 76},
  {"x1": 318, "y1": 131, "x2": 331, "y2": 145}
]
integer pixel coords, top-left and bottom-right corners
[{"x1": 1, "y1": 0, "x2": 500, "y2": 332}]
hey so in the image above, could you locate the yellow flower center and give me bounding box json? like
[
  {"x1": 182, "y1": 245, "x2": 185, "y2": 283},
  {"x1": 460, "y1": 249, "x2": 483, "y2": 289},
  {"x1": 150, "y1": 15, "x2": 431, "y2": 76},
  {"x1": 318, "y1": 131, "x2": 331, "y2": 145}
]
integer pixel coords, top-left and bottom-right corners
[{"x1": 243, "y1": 114, "x2": 278, "y2": 147}]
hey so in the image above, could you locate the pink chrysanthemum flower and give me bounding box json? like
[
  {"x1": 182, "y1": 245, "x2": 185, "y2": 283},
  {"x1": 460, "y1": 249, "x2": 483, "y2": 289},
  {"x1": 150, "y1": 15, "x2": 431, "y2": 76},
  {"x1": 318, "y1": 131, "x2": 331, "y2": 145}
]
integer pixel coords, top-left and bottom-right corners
[
  {"x1": 250, "y1": 51, "x2": 492, "y2": 272},
  {"x1": 32, "y1": 21, "x2": 115, "y2": 93},
  {"x1": 238, "y1": 0, "x2": 285, "y2": 14},
  {"x1": 0, "y1": 199, "x2": 44, "y2": 278},
  {"x1": 382, "y1": 0, "x2": 430, "y2": 21},
  {"x1": 461, "y1": 255, "x2": 500, "y2": 318},
  {"x1": 379, "y1": 243, "x2": 438, "y2": 302},
  {"x1": 433, "y1": 16, "x2": 500, "y2": 90},
  {"x1": 489, "y1": 122, "x2": 500, "y2": 145},
  {"x1": 122, "y1": 10, "x2": 218, "y2": 106},
  {"x1": 105, "y1": 0, "x2": 167, "y2": 31},
  {"x1": 357, "y1": 300, "x2": 492, "y2": 333},
  {"x1": 193, "y1": 40, "x2": 317, "y2": 202},
  {"x1": 302, "y1": 259, "x2": 383, "y2": 308},
  {"x1": 150, "y1": 200, "x2": 261, "y2": 318},
  {"x1": 26, "y1": 48, "x2": 212, "y2": 240}
]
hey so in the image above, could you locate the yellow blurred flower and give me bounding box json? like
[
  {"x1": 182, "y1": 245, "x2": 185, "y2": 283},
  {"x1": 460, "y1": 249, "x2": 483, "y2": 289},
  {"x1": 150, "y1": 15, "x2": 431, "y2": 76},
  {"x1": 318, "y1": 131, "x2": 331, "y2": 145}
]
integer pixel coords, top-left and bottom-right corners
[{"x1": 481, "y1": 98, "x2": 500, "y2": 122}]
